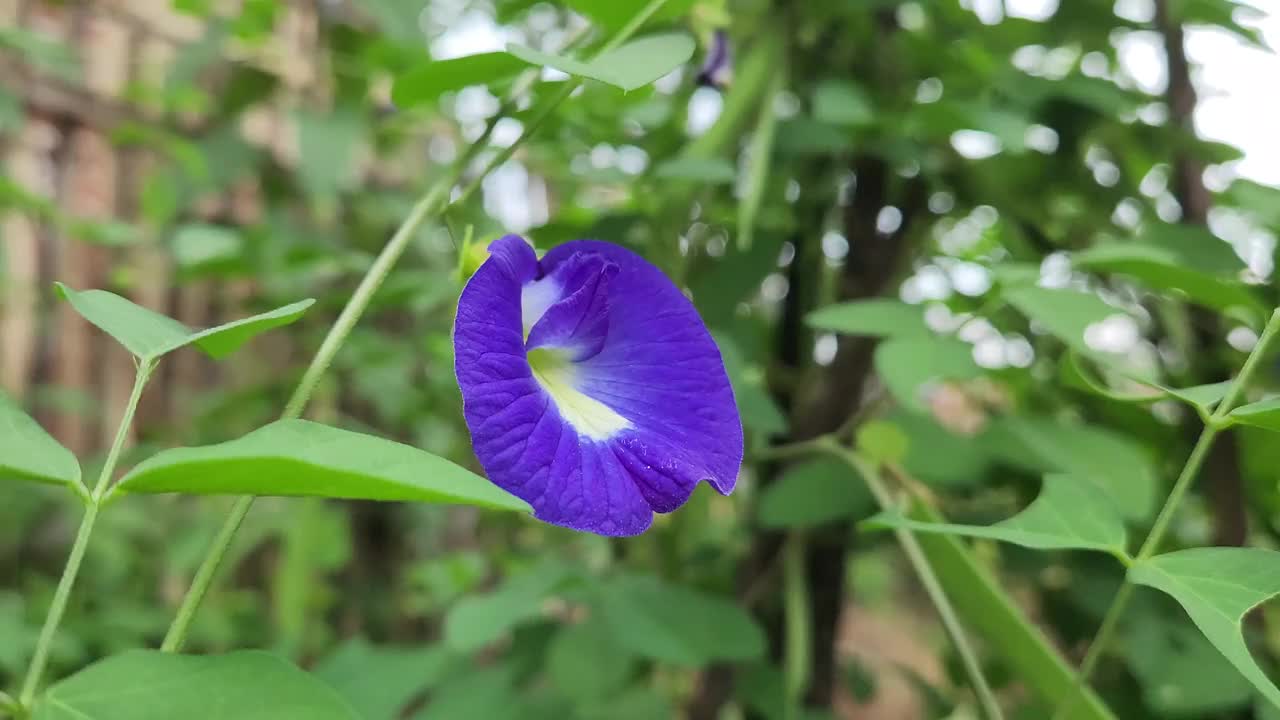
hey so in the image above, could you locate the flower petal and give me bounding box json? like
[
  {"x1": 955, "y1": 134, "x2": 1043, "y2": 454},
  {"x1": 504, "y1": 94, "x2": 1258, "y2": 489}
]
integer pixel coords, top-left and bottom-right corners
[
  {"x1": 525, "y1": 252, "x2": 617, "y2": 361},
  {"x1": 543, "y1": 241, "x2": 742, "y2": 497},
  {"x1": 454, "y1": 236, "x2": 743, "y2": 536}
]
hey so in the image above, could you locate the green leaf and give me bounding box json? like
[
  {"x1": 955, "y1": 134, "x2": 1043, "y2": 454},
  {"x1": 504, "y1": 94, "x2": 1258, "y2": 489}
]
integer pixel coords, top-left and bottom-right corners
[
  {"x1": 1129, "y1": 548, "x2": 1280, "y2": 710},
  {"x1": 444, "y1": 561, "x2": 574, "y2": 652},
  {"x1": 392, "y1": 52, "x2": 529, "y2": 108},
  {"x1": 653, "y1": 156, "x2": 737, "y2": 184},
  {"x1": 1062, "y1": 351, "x2": 1230, "y2": 413},
  {"x1": 171, "y1": 223, "x2": 243, "y2": 272},
  {"x1": 874, "y1": 336, "x2": 981, "y2": 411},
  {"x1": 1005, "y1": 286, "x2": 1129, "y2": 360},
  {"x1": 991, "y1": 416, "x2": 1158, "y2": 521},
  {"x1": 806, "y1": 299, "x2": 929, "y2": 338},
  {"x1": 1137, "y1": 223, "x2": 1247, "y2": 275},
  {"x1": 313, "y1": 639, "x2": 459, "y2": 720},
  {"x1": 865, "y1": 475, "x2": 1129, "y2": 559},
  {"x1": 0, "y1": 392, "x2": 81, "y2": 491},
  {"x1": 115, "y1": 420, "x2": 531, "y2": 512},
  {"x1": 1073, "y1": 243, "x2": 1265, "y2": 319},
  {"x1": 1162, "y1": 381, "x2": 1233, "y2": 411},
  {"x1": 414, "y1": 666, "x2": 518, "y2": 720},
  {"x1": 1126, "y1": 615, "x2": 1253, "y2": 716},
  {"x1": 505, "y1": 33, "x2": 695, "y2": 92},
  {"x1": 560, "y1": 0, "x2": 696, "y2": 32},
  {"x1": 715, "y1": 333, "x2": 787, "y2": 434},
  {"x1": 296, "y1": 107, "x2": 364, "y2": 202},
  {"x1": 907, "y1": 499, "x2": 1119, "y2": 720},
  {"x1": 55, "y1": 283, "x2": 313, "y2": 361},
  {"x1": 893, "y1": 411, "x2": 996, "y2": 488},
  {"x1": 1228, "y1": 397, "x2": 1280, "y2": 432},
  {"x1": 547, "y1": 619, "x2": 635, "y2": 703},
  {"x1": 31, "y1": 650, "x2": 358, "y2": 720},
  {"x1": 812, "y1": 80, "x2": 873, "y2": 126},
  {"x1": 758, "y1": 458, "x2": 875, "y2": 529},
  {"x1": 597, "y1": 575, "x2": 765, "y2": 665},
  {"x1": 856, "y1": 420, "x2": 909, "y2": 465}
]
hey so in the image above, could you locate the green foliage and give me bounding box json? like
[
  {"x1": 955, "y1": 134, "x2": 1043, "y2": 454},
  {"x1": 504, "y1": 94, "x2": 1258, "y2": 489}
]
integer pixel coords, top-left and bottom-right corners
[
  {"x1": 443, "y1": 562, "x2": 572, "y2": 652},
  {"x1": 55, "y1": 284, "x2": 313, "y2": 362},
  {"x1": 1227, "y1": 397, "x2": 1280, "y2": 431},
  {"x1": 758, "y1": 457, "x2": 874, "y2": 528},
  {"x1": 0, "y1": 394, "x2": 80, "y2": 492},
  {"x1": 867, "y1": 474, "x2": 1129, "y2": 559},
  {"x1": 907, "y1": 499, "x2": 1119, "y2": 720},
  {"x1": 595, "y1": 575, "x2": 766, "y2": 666},
  {"x1": 393, "y1": 53, "x2": 529, "y2": 108},
  {"x1": 313, "y1": 639, "x2": 459, "y2": 719},
  {"x1": 992, "y1": 416, "x2": 1158, "y2": 521},
  {"x1": 506, "y1": 33, "x2": 696, "y2": 91},
  {"x1": 31, "y1": 651, "x2": 357, "y2": 719},
  {"x1": 1005, "y1": 286, "x2": 1127, "y2": 361},
  {"x1": 5, "y1": 0, "x2": 1280, "y2": 718},
  {"x1": 874, "y1": 336, "x2": 981, "y2": 410},
  {"x1": 115, "y1": 420, "x2": 531, "y2": 511},
  {"x1": 806, "y1": 299, "x2": 929, "y2": 338},
  {"x1": 1129, "y1": 548, "x2": 1280, "y2": 708}
]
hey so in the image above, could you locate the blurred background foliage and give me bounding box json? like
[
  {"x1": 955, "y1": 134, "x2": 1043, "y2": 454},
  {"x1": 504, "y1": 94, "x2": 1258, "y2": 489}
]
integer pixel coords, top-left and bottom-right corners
[{"x1": 2, "y1": 0, "x2": 1280, "y2": 717}]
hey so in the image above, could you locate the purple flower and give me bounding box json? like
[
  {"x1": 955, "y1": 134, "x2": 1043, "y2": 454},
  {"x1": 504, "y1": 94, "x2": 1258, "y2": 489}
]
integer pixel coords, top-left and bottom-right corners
[
  {"x1": 453, "y1": 236, "x2": 743, "y2": 536},
  {"x1": 696, "y1": 30, "x2": 731, "y2": 88}
]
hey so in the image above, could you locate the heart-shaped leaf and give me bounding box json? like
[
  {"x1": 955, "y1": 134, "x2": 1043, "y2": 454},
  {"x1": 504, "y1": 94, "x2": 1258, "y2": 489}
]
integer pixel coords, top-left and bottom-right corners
[
  {"x1": 865, "y1": 474, "x2": 1129, "y2": 560},
  {"x1": 55, "y1": 283, "x2": 313, "y2": 362},
  {"x1": 806, "y1": 298, "x2": 930, "y2": 338},
  {"x1": 505, "y1": 33, "x2": 695, "y2": 92},
  {"x1": 0, "y1": 392, "x2": 80, "y2": 492},
  {"x1": 1228, "y1": 397, "x2": 1280, "y2": 432},
  {"x1": 32, "y1": 650, "x2": 357, "y2": 720},
  {"x1": 392, "y1": 52, "x2": 529, "y2": 108},
  {"x1": 1129, "y1": 547, "x2": 1280, "y2": 710},
  {"x1": 114, "y1": 420, "x2": 531, "y2": 512}
]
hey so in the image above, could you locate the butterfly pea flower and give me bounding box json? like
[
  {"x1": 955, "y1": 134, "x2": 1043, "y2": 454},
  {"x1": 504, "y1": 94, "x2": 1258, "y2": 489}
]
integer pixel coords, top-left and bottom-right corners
[
  {"x1": 454, "y1": 236, "x2": 743, "y2": 536},
  {"x1": 696, "y1": 29, "x2": 731, "y2": 89}
]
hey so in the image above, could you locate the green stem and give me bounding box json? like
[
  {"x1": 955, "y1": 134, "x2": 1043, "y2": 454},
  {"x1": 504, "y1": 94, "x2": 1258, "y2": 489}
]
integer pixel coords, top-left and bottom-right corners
[
  {"x1": 826, "y1": 442, "x2": 1005, "y2": 720},
  {"x1": 161, "y1": 182, "x2": 447, "y2": 653},
  {"x1": 18, "y1": 360, "x2": 153, "y2": 708},
  {"x1": 1054, "y1": 307, "x2": 1280, "y2": 719},
  {"x1": 158, "y1": 0, "x2": 670, "y2": 655},
  {"x1": 782, "y1": 534, "x2": 811, "y2": 720}
]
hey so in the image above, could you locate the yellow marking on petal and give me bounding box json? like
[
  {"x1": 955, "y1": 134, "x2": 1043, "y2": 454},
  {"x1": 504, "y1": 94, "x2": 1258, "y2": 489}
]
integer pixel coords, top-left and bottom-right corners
[{"x1": 528, "y1": 348, "x2": 630, "y2": 440}]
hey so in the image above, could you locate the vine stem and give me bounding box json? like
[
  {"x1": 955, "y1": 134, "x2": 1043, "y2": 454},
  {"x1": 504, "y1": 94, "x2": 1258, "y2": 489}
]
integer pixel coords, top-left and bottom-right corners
[
  {"x1": 1053, "y1": 308, "x2": 1280, "y2": 720},
  {"x1": 823, "y1": 441, "x2": 1006, "y2": 720},
  {"x1": 18, "y1": 360, "x2": 154, "y2": 709},
  {"x1": 159, "y1": 0, "x2": 670, "y2": 654},
  {"x1": 782, "y1": 533, "x2": 811, "y2": 720}
]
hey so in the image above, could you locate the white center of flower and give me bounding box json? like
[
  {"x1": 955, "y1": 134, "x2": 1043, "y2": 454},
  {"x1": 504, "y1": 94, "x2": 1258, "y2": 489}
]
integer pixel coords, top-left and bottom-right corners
[
  {"x1": 527, "y1": 347, "x2": 630, "y2": 441},
  {"x1": 521, "y1": 276, "x2": 561, "y2": 339}
]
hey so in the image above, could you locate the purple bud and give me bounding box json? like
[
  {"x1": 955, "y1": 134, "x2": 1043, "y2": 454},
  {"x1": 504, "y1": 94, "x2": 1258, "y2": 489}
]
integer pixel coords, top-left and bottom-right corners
[{"x1": 696, "y1": 30, "x2": 731, "y2": 89}]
